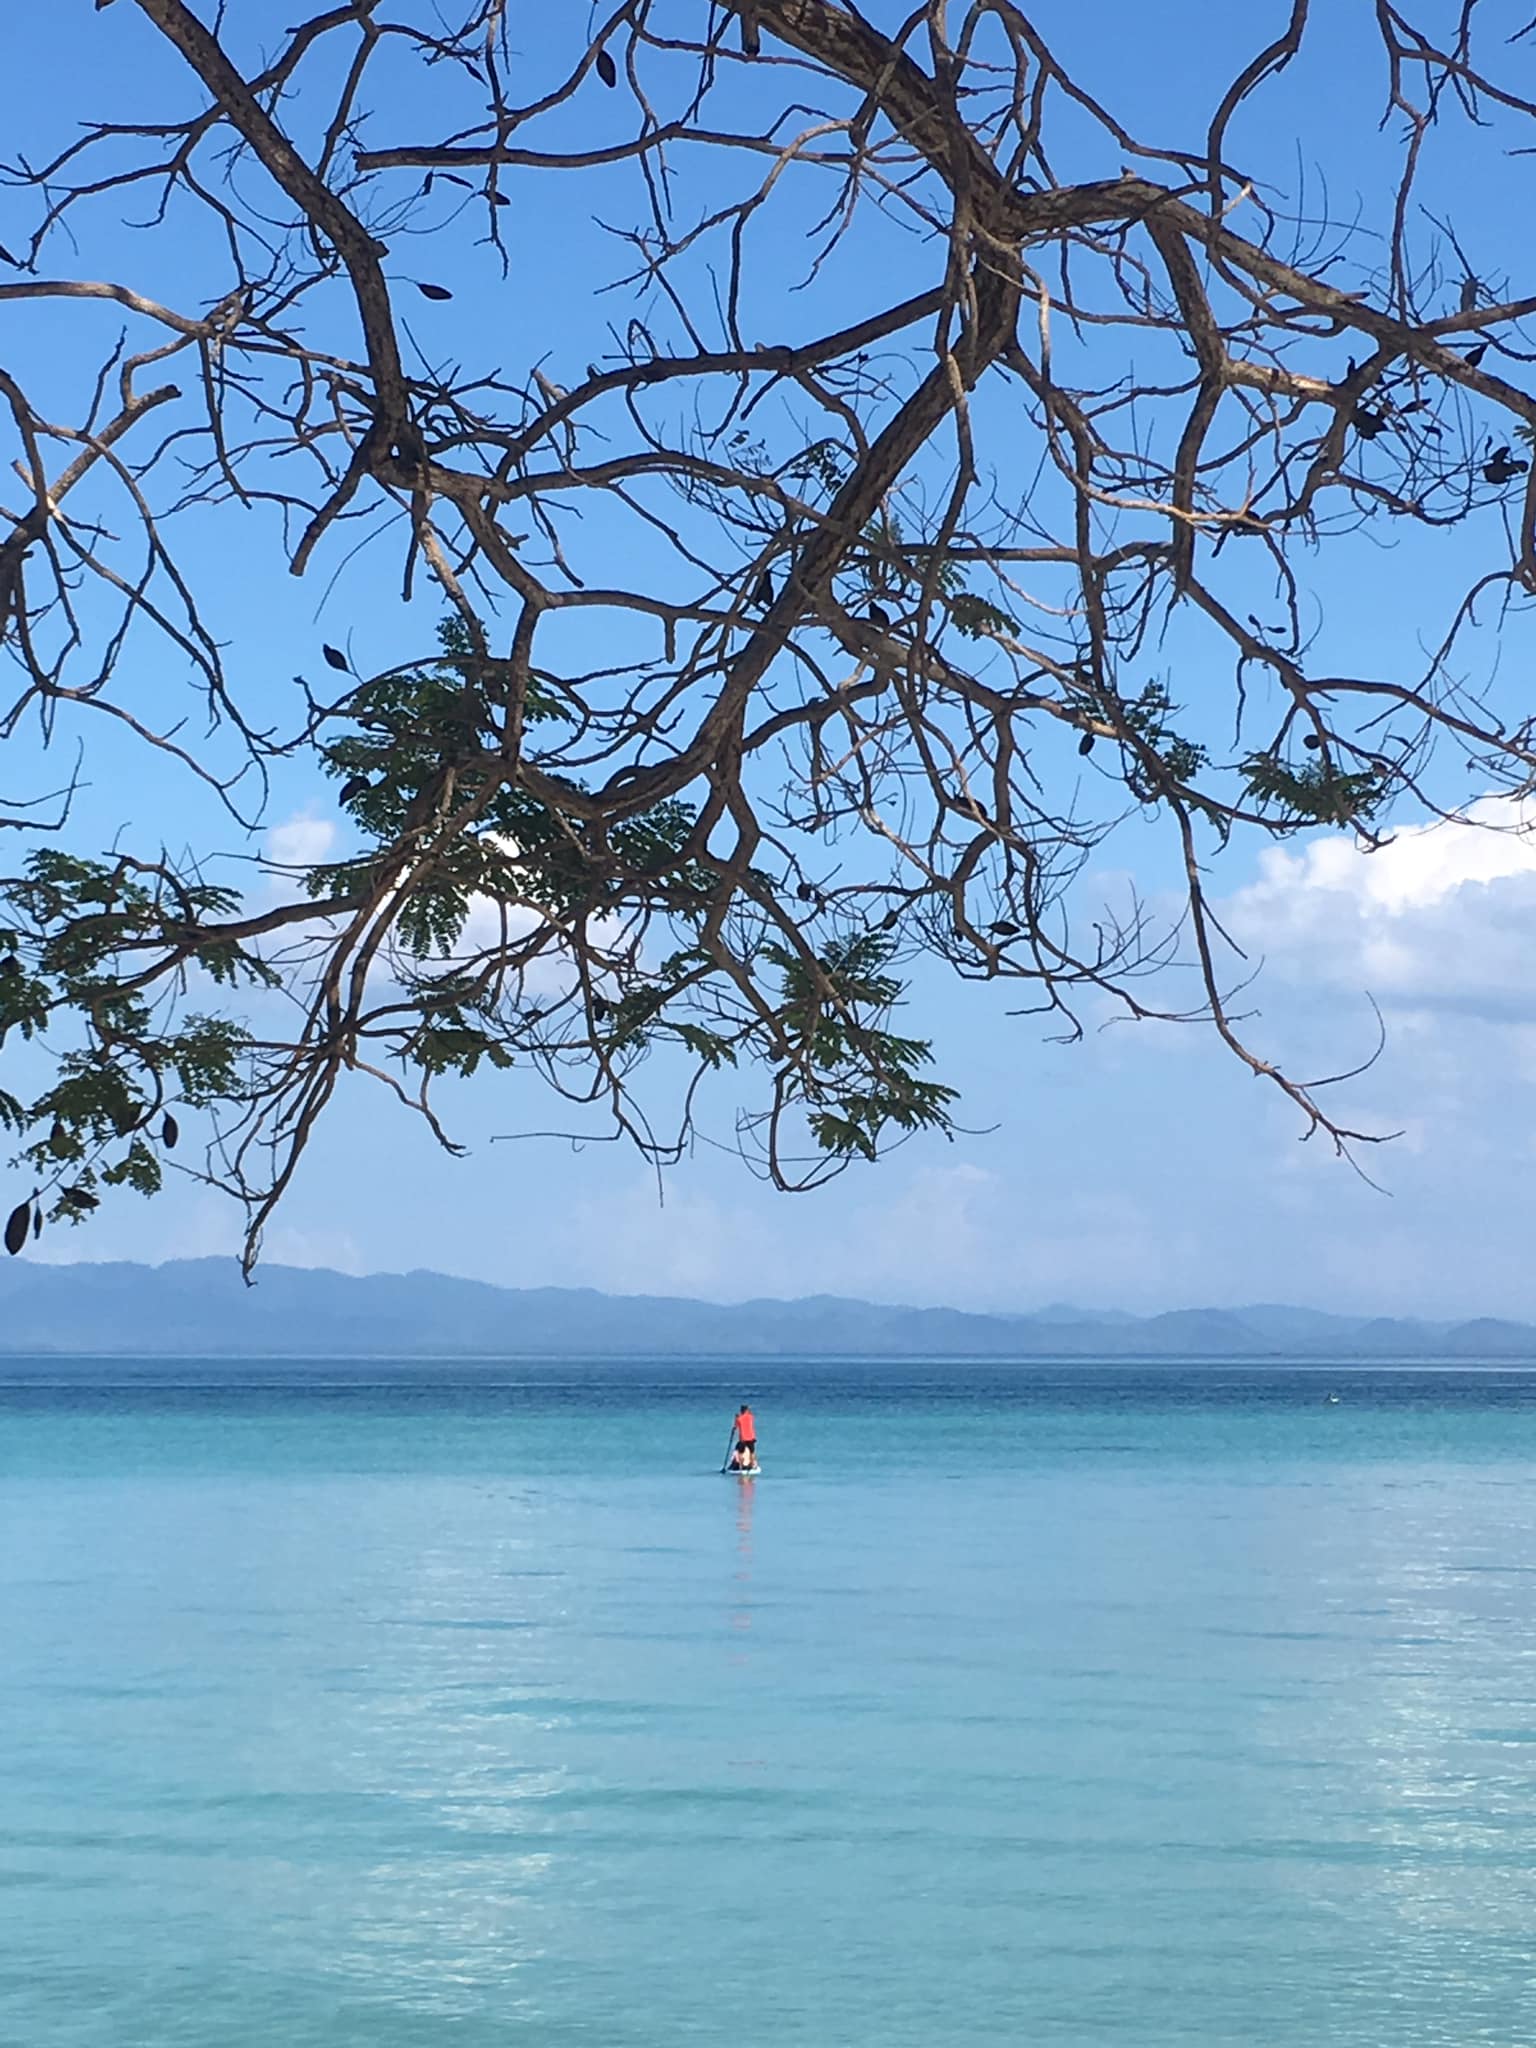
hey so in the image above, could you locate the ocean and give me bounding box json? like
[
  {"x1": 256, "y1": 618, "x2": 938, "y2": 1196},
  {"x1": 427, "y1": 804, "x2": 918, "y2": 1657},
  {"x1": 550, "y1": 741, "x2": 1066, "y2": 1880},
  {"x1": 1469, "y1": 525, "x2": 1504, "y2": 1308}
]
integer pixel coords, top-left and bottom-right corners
[{"x1": 3, "y1": 1360, "x2": 1535, "y2": 2046}]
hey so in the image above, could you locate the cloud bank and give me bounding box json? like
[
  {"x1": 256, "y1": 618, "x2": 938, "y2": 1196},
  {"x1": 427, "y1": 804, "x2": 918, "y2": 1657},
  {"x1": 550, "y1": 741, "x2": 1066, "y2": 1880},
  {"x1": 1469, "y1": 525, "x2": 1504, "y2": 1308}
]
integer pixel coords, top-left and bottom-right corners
[{"x1": 1227, "y1": 798, "x2": 1536, "y2": 1019}]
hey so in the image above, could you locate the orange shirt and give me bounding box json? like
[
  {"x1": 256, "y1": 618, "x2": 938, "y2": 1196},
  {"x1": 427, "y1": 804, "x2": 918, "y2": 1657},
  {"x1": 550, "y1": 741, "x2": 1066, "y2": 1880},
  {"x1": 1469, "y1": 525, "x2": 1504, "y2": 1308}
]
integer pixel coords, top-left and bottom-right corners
[{"x1": 736, "y1": 1409, "x2": 756, "y2": 1441}]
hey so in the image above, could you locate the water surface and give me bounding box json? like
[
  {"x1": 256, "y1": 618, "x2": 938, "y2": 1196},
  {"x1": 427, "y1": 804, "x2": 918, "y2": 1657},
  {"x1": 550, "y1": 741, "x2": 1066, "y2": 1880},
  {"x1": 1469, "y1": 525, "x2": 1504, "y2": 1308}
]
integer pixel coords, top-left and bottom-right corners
[{"x1": 3, "y1": 1361, "x2": 1535, "y2": 2045}]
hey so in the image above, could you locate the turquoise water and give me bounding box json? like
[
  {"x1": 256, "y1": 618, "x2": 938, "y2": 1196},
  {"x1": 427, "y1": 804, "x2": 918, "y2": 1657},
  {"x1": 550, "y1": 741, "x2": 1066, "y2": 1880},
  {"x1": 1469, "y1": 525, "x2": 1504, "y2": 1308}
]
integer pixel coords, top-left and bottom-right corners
[{"x1": 4, "y1": 1363, "x2": 1536, "y2": 2045}]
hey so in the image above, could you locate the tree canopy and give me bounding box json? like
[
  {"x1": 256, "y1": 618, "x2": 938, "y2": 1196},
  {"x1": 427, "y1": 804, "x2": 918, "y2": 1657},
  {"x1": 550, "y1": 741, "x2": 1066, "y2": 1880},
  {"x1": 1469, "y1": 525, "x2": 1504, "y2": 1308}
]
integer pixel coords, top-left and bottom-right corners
[{"x1": 4, "y1": 0, "x2": 1536, "y2": 1269}]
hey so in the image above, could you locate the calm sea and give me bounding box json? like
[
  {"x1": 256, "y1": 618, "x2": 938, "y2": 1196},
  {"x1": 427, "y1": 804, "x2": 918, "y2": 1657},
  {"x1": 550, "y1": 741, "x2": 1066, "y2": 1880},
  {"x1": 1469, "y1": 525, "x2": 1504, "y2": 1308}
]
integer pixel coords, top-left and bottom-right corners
[{"x1": 3, "y1": 1360, "x2": 1536, "y2": 2047}]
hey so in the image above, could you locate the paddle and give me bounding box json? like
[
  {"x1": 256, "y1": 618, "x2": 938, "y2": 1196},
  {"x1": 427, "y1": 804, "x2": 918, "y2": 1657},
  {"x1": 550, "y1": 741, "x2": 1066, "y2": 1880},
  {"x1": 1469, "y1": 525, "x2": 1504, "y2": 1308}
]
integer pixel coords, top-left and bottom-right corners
[{"x1": 721, "y1": 1420, "x2": 738, "y2": 1473}]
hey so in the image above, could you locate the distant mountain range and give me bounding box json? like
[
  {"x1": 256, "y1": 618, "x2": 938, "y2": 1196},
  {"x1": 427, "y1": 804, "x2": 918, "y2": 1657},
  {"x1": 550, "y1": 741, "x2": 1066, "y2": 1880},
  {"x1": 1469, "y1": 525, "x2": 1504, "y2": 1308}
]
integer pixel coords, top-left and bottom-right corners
[{"x1": 1, "y1": 1257, "x2": 1534, "y2": 1360}]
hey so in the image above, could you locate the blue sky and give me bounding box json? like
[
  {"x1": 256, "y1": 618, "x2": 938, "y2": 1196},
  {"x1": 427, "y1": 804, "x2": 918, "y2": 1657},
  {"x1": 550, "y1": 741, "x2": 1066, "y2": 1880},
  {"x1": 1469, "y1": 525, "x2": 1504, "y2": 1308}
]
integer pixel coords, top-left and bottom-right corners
[{"x1": 6, "y1": 2, "x2": 1536, "y2": 1317}]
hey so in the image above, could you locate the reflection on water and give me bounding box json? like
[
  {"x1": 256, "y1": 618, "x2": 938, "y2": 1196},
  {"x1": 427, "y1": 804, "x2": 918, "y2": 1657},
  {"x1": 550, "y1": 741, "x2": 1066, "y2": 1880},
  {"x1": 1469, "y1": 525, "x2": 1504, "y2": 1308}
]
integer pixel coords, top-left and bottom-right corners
[{"x1": 730, "y1": 1471, "x2": 754, "y2": 1646}]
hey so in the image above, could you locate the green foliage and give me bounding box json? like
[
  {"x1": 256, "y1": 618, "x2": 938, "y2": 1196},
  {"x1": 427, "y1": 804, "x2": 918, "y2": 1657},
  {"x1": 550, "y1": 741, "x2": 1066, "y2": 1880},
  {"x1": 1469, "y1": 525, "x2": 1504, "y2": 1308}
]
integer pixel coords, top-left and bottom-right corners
[
  {"x1": 0, "y1": 609, "x2": 1250, "y2": 1247},
  {"x1": 0, "y1": 853, "x2": 272, "y2": 1061},
  {"x1": 674, "y1": 1020, "x2": 739, "y2": 1069},
  {"x1": 844, "y1": 513, "x2": 1023, "y2": 643},
  {"x1": 761, "y1": 932, "x2": 958, "y2": 1161},
  {"x1": 787, "y1": 437, "x2": 849, "y2": 498},
  {"x1": 0, "y1": 851, "x2": 263, "y2": 1228},
  {"x1": 0, "y1": 593, "x2": 1399, "y2": 1257},
  {"x1": 101, "y1": 1137, "x2": 163, "y2": 1195},
  {"x1": 948, "y1": 590, "x2": 1020, "y2": 640},
  {"x1": 1116, "y1": 682, "x2": 1210, "y2": 786},
  {"x1": 16, "y1": 1013, "x2": 251, "y2": 1224},
  {"x1": 406, "y1": 1001, "x2": 518, "y2": 1080},
  {"x1": 283, "y1": 615, "x2": 727, "y2": 1128},
  {"x1": 310, "y1": 615, "x2": 705, "y2": 959},
  {"x1": 1241, "y1": 754, "x2": 1389, "y2": 827}
]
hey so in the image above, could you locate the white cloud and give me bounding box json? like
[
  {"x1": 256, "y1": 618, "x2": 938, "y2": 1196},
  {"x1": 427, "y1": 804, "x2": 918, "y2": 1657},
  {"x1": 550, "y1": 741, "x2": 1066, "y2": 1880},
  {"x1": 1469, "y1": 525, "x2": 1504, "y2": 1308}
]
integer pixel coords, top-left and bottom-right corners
[
  {"x1": 1225, "y1": 797, "x2": 1536, "y2": 1017},
  {"x1": 265, "y1": 812, "x2": 337, "y2": 869},
  {"x1": 444, "y1": 894, "x2": 632, "y2": 997},
  {"x1": 1258, "y1": 798, "x2": 1536, "y2": 913}
]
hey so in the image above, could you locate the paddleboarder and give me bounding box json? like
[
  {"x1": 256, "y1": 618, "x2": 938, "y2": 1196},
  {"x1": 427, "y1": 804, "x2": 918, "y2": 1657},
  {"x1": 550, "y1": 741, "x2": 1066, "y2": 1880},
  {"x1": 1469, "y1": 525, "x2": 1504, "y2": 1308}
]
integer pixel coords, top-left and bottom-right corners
[{"x1": 731, "y1": 1401, "x2": 758, "y2": 1472}]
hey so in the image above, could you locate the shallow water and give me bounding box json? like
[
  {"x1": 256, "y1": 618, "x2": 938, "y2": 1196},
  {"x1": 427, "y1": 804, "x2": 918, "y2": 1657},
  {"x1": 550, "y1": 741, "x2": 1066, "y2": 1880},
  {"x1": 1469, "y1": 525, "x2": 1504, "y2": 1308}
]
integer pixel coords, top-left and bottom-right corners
[{"x1": 3, "y1": 1362, "x2": 1536, "y2": 2045}]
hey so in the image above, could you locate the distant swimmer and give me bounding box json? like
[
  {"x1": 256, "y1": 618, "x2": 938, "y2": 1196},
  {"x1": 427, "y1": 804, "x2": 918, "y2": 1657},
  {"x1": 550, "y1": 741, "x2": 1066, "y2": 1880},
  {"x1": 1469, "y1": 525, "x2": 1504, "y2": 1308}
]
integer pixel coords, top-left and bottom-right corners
[{"x1": 1325, "y1": 1392, "x2": 1341, "y2": 1405}]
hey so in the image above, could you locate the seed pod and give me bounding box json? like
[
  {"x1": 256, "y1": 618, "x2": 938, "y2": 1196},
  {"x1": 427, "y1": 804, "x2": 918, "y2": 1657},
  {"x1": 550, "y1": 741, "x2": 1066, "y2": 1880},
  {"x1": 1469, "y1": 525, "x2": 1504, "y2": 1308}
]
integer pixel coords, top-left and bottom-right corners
[
  {"x1": 1078, "y1": 732, "x2": 1095, "y2": 756},
  {"x1": 322, "y1": 644, "x2": 350, "y2": 672},
  {"x1": 162, "y1": 1113, "x2": 179, "y2": 1151},
  {"x1": 32, "y1": 1207, "x2": 43, "y2": 1241},
  {"x1": 595, "y1": 47, "x2": 617, "y2": 86},
  {"x1": 48, "y1": 1118, "x2": 68, "y2": 1156},
  {"x1": 4, "y1": 1200, "x2": 31, "y2": 1256}
]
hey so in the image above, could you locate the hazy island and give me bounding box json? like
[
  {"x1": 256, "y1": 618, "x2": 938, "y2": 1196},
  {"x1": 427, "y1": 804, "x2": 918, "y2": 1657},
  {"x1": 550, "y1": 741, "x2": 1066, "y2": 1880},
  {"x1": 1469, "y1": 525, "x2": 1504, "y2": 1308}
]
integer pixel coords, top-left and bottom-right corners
[{"x1": 1, "y1": 1258, "x2": 1532, "y2": 1361}]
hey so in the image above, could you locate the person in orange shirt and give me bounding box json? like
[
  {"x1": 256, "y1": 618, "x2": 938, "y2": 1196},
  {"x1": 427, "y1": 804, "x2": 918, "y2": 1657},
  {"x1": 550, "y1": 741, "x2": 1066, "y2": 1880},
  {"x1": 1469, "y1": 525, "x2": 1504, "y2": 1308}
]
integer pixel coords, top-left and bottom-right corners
[{"x1": 733, "y1": 1402, "x2": 758, "y2": 1471}]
